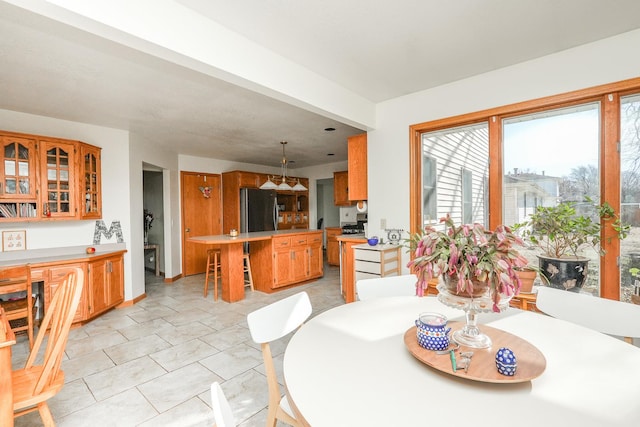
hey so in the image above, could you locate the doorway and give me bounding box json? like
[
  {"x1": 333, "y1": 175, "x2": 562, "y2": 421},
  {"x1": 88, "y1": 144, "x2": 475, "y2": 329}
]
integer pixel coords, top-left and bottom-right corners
[
  {"x1": 316, "y1": 178, "x2": 339, "y2": 248},
  {"x1": 143, "y1": 166, "x2": 165, "y2": 285}
]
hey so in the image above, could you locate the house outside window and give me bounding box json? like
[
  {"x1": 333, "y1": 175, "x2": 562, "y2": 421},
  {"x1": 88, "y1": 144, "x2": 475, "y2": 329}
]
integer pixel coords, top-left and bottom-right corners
[{"x1": 421, "y1": 123, "x2": 489, "y2": 228}]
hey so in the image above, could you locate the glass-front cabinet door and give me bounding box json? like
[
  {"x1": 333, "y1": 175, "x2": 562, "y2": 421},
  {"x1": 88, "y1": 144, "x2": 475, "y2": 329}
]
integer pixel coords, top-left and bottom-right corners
[
  {"x1": 0, "y1": 136, "x2": 38, "y2": 219},
  {"x1": 80, "y1": 144, "x2": 102, "y2": 219},
  {"x1": 40, "y1": 140, "x2": 76, "y2": 219}
]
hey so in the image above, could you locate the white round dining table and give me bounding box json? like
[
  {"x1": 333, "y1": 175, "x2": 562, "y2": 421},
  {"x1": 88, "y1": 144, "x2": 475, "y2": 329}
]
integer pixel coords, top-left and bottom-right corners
[{"x1": 283, "y1": 296, "x2": 640, "y2": 427}]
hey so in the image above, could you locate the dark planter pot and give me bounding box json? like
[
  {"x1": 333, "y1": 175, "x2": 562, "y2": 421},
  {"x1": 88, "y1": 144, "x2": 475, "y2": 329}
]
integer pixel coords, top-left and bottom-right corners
[{"x1": 537, "y1": 255, "x2": 588, "y2": 292}]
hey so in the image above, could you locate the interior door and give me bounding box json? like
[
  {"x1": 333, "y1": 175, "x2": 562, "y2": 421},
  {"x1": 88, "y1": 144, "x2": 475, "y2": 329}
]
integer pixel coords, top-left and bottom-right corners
[{"x1": 181, "y1": 172, "x2": 222, "y2": 276}]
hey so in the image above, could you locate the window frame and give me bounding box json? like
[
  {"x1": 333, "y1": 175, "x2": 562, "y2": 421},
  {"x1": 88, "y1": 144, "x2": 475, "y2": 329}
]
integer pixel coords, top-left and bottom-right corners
[{"x1": 409, "y1": 76, "x2": 640, "y2": 300}]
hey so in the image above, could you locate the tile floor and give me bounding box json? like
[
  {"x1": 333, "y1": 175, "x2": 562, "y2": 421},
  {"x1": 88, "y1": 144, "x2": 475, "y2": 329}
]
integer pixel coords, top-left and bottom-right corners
[{"x1": 12, "y1": 262, "x2": 344, "y2": 426}]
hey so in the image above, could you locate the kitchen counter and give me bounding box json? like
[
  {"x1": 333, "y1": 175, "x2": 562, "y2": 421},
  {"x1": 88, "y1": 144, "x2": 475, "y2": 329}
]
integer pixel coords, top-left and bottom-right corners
[
  {"x1": 188, "y1": 229, "x2": 322, "y2": 302},
  {"x1": 335, "y1": 234, "x2": 366, "y2": 242}
]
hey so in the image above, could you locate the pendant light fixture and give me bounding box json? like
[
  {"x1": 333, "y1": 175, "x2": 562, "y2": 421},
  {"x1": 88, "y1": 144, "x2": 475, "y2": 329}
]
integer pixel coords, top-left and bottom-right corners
[{"x1": 260, "y1": 141, "x2": 307, "y2": 191}]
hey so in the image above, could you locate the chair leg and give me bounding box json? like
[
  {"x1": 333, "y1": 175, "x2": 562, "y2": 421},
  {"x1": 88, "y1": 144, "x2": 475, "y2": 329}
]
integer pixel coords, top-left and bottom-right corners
[
  {"x1": 37, "y1": 402, "x2": 55, "y2": 427},
  {"x1": 243, "y1": 254, "x2": 254, "y2": 291},
  {"x1": 204, "y1": 251, "x2": 212, "y2": 297},
  {"x1": 213, "y1": 250, "x2": 221, "y2": 301}
]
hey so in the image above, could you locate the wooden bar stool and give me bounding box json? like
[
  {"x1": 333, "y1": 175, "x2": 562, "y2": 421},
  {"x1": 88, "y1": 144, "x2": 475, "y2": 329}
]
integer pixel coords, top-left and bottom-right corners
[
  {"x1": 204, "y1": 249, "x2": 222, "y2": 300},
  {"x1": 0, "y1": 264, "x2": 33, "y2": 349},
  {"x1": 243, "y1": 253, "x2": 254, "y2": 292}
]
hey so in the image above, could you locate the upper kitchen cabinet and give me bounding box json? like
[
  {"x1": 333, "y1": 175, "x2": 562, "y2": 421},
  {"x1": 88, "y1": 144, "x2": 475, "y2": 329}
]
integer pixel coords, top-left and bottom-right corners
[
  {"x1": 40, "y1": 139, "x2": 77, "y2": 219},
  {"x1": 80, "y1": 144, "x2": 102, "y2": 219},
  {"x1": 0, "y1": 135, "x2": 38, "y2": 219},
  {"x1": 333, "y1": 171, "x2": 354, "y2": 206},
  {"x1": 347, "y1": 133, "x2": 368, "y2": 201},
  {"x1": 0, "y1": 130, "x2": 102, "y2": 222}
]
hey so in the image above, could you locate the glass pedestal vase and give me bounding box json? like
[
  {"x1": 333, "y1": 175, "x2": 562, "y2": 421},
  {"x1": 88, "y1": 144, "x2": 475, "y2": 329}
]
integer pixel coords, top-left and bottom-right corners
[{"x1": 437, "y1": 282, "x2": 512, "y2": 349}]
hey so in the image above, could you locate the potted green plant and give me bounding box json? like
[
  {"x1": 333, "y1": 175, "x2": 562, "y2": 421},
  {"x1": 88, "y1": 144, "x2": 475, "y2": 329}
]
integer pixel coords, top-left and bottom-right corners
[
  {"x1": 513, "y1": 198, "x2": 628, "y2": 292},
  {"x1": 407, "y1": 214, "x2": 529, "y2": 312}
]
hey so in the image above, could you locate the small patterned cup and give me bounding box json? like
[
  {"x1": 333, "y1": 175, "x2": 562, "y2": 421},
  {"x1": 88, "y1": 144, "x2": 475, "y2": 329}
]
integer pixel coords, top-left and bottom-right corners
[{"x1": 415, "y1": 312, "x2": 451, "y2": 351}]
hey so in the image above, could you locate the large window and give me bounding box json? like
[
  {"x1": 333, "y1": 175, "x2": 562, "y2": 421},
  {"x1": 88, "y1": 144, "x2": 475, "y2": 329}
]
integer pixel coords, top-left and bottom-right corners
[
  {"x1": 409, "y1": 77, "x2": 640, "y2": 301},
  {"x1": 503, "y1": 103, "x2": 601, "y2": 293},
  {"x1": 620, "y1": 94, "x2": 640, "y2": 302}
]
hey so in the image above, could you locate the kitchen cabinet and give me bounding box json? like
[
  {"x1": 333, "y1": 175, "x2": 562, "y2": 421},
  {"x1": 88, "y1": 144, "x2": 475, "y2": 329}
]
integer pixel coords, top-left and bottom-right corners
[
  {"x1": 0, "y1": 135, "x2": 38, "y2": 219},
  {"x1": 326, "y1": 227, "x2": 342, "y2": 266},
  {"x1": 333, "y1": 171, "x2": 353, "y2": 206},
  {"x1": 308, "y1": 233, "x2": 323, "y2": 278},
  {"x1": 87, "y1": 254, "x2": 124, "y2": 317},
  {"x1": 0, "y1": 129, "x2": 102, "y2": 222},
  {"x1": 347, "y1": 133, "x2": 367, "y2": 201},
  {"x1": 80, "y1": 143, "x2": 102, "y2": 219},
  {"x1": 222, "y1": 170, "x2": 309, "y2": 232},
  {"x1": 251, "y1": 231, "x2": 323, "y2": 291},
  {"x1": 40, "y1": 139, "x2": 76, "y2": 219},
  {"x1": 337, "y1": 236, "x2": 367, "y2": 303},
  {"x1": 32, "y1": 250, "x2": 126, "y2": 325},
  {"x1": 276, "y1": 190, "x2": 309, "y2": 230},
  {"x1": 43, "y1": 264, "x2": 87, "y2": 324}
]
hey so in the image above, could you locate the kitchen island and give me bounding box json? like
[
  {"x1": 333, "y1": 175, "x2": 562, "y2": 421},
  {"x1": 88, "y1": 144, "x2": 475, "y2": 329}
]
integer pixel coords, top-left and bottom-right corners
[{"x1": 188, "y1": 229, "x2": 323, "y2": 302}]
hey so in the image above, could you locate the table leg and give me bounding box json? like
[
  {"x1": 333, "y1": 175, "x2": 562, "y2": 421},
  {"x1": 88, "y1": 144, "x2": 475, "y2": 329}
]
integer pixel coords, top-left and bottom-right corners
[
  {"x1": 220, "y1": 243, "x2": 245, "y2": 302},
  {"x1": 154, "y1": 246, "x2": 160, "y2": 276}
]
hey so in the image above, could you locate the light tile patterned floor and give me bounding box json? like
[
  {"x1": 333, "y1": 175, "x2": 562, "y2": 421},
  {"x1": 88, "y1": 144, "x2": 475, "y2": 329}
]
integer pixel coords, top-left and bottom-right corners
[{"x1": 12, "y1": 262, "x2": 343, "y2": 426}]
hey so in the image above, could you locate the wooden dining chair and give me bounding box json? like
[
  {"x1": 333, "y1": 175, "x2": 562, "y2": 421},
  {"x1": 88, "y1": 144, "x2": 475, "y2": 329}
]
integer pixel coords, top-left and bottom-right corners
[
  {"x1": 211, "y1": 381, "x2": 235, "y2": 427},
  {"x1": 12, "y1": 267, "x2": 84, "y2": 426},
  {"x1": 356, "y1": 274, "x2": 418, "y2": 301},
  {"x1": 536, "y1": 285, "x2": 640, "y2": 344},
  {"x1": 0, "y1": 264, "x2": 33, "y2": 349},
  {"x1": 247, "y1": 292, "x2": 312, "y2": 427}
]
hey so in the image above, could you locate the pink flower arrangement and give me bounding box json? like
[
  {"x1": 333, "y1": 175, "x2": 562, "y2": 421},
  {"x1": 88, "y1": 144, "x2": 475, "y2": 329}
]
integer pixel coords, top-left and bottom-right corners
[{"x1": 407, "y1": 215, "x2": 529, "y2": 311}]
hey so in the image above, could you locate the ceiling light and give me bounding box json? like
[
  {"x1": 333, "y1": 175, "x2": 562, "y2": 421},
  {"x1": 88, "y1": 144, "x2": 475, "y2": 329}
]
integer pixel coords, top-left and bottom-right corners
[{"x1": 260, "y1": 141, "x2": 307, "y2": 191}]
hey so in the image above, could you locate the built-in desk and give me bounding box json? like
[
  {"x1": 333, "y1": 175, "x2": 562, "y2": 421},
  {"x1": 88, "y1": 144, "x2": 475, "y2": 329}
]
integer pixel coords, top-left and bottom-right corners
[{"x1": 0, "y1": 244, "x2": 127, "y2": 325}]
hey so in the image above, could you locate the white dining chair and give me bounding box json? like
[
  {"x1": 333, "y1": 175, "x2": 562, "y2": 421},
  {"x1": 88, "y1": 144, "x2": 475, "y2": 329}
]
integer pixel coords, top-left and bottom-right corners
[
  {"x1": 211, "y1": 382, "x2": 235, "y2": 427},
  {"x1": 535, "y1": 286, "x2": 640, "y2": 344},
  {"x1": 247, "y1": 292, "x2": 312, "y2": 427},
  {"x1": 356, "y1": 274, "x2": 418, "y2": 301}
]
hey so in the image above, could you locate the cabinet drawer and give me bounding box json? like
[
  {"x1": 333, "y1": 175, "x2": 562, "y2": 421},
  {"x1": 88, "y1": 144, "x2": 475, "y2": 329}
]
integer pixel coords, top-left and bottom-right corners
[
  {"x1": 308, "y1": 235, "x2": 322, "y2": 245},
  {"x1": 354, "y1": 249, "x2": 381, "y2": 262},
  {"x1": 291, "y1": 236, "x2": 308, "y2": 246},
  {"x1": 273, "y1": 237, "x2": 291, "y2": 248},
  {"x1": 355, "y1": 260, "x2": 381, "y2": 274}
]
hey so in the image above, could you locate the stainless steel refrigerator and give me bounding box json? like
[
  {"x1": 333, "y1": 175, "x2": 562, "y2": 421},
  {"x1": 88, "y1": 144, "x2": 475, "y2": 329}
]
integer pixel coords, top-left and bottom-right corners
[{"x1": 240, "y1": 188, "x2": 278, "y2": 233}]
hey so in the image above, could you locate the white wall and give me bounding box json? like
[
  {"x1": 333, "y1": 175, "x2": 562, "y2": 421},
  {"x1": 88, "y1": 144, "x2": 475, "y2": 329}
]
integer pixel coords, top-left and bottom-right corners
[{"x1": 369, "y1": 28, "x2": 640, "y2": 273}]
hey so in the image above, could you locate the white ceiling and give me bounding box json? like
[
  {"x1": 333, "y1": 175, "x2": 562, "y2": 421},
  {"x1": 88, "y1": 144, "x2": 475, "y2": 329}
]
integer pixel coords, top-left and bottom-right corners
[{"x1": 2, "y1": 0, "x2": 640, "y2": 169}]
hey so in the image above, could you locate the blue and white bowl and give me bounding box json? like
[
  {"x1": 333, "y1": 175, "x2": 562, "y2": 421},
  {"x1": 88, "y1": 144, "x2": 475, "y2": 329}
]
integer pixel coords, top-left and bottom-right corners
[{"x1": 495, "y1": 347, "x2": 517, "y2": 376}]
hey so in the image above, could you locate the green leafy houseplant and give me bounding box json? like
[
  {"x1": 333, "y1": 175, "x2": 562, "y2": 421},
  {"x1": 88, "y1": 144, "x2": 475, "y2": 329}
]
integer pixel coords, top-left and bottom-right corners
[
  {"x1": 407, "y1": 215, "x2": 529, "y2": 311},
  {"x1": 513, "y1": 198, "x2": 629, "y2": 259}
]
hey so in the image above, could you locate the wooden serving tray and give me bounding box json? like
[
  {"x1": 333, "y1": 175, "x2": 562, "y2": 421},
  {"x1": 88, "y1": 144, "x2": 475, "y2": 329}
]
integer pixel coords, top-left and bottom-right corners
[{"x1": 404, "y1": 322, "x2": 546, "y2": 383}]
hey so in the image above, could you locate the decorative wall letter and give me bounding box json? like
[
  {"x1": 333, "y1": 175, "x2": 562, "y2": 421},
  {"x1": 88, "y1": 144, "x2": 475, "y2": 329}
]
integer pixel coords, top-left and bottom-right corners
[{"x1": 93, "y1": 220, "x2": 124, "y2": 244}]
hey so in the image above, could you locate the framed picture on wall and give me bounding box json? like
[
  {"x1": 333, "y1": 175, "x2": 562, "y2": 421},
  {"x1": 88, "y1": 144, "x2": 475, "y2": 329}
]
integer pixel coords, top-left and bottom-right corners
[{"x1": 2, "y1": 230, "x2": 26, "y2": 252}]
